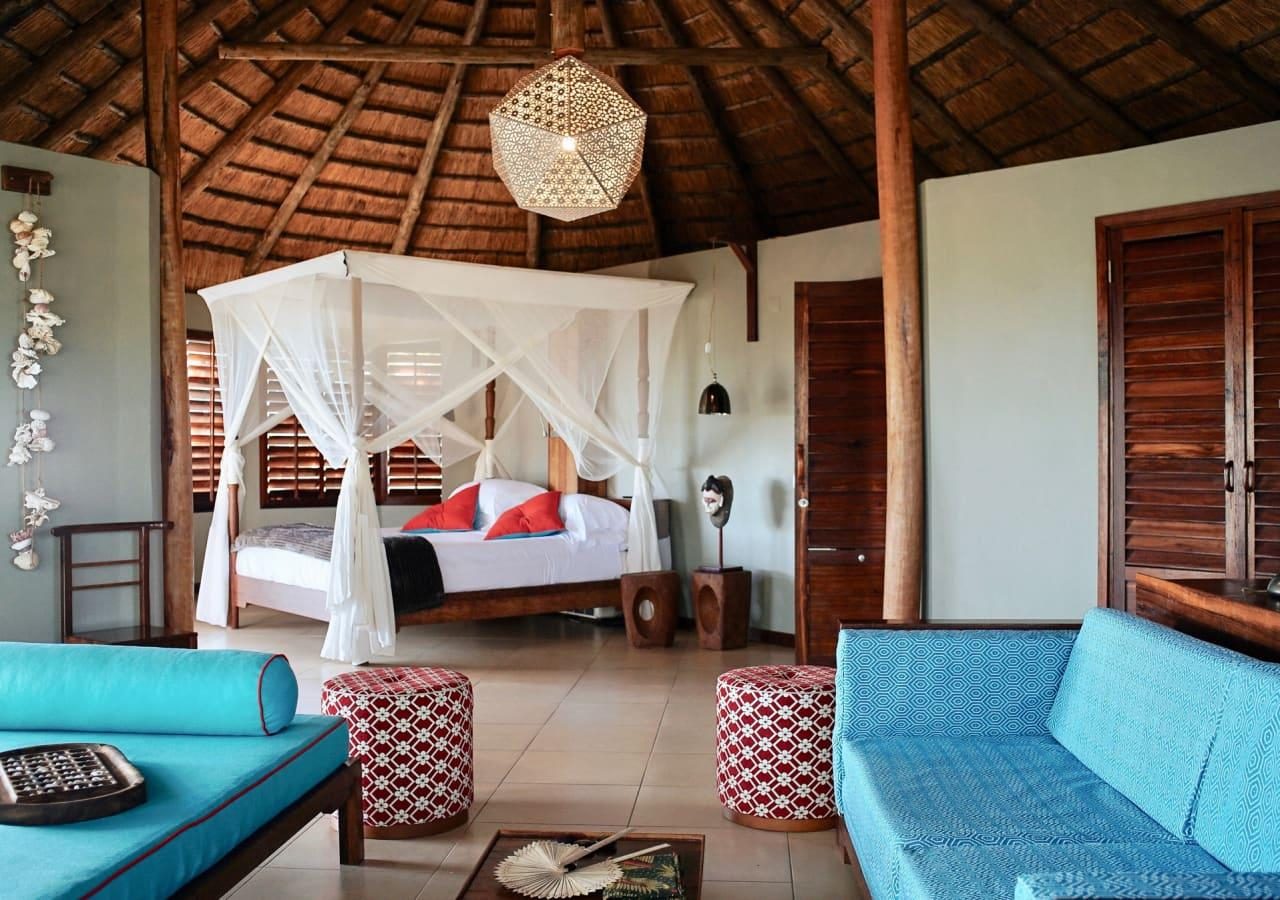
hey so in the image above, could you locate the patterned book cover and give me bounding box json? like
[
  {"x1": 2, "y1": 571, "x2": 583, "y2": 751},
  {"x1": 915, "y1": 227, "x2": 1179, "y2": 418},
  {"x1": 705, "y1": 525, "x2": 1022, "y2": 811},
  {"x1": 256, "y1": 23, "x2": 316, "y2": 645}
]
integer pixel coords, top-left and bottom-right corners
[{"x1": 601, "y1": 851, "x2": 685, "y2": 899}]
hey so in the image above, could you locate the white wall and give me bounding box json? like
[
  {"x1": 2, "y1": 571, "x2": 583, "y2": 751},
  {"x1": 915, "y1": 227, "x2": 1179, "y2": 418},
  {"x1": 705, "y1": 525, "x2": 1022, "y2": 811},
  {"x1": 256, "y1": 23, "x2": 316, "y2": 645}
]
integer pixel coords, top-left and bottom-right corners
[
  {"x1": 923, "y1": 120, "x2": 1280, "y2": 620},
  {"x1": 601, "y1": 221, "x2": 882, "y2": 634},
  {"x1": 0, "y1": 141, "x2": 161, "y2": 642}
]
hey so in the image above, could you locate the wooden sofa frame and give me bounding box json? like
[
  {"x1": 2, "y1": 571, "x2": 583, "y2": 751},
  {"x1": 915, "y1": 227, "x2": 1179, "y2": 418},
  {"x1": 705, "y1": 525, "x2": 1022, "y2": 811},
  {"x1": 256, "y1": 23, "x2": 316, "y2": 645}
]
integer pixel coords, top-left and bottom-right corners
[{"x1": 175, "y1": 760, "x2": 364, "y2": 898}]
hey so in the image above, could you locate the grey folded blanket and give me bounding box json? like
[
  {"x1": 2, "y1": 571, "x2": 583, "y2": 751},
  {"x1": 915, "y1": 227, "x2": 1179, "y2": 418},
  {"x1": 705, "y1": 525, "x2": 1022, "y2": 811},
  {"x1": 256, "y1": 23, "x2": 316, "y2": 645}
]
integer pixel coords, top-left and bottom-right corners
[{"x1": 233, "y1": 523, "x2": 334, "y2": 560}]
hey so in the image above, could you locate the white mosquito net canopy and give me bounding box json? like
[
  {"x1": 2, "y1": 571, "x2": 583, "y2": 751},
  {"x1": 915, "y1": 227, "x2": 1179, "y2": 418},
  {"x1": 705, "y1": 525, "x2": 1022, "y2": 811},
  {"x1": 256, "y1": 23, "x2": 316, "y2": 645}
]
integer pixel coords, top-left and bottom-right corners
[{"x1": 194, "y1": 250, "x2": 693, "y2": 664}]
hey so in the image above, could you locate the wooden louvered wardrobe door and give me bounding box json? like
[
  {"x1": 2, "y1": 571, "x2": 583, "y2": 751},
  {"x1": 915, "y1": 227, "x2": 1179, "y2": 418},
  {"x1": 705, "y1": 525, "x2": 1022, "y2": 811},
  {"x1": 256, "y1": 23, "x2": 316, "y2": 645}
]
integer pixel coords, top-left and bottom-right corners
[
  {"x1": 1249, "y1": 207, "x2": 1280, "y2": 576},
  {"x1": 1106, "y1": 213, "x2": 1246, "y2": 610}
]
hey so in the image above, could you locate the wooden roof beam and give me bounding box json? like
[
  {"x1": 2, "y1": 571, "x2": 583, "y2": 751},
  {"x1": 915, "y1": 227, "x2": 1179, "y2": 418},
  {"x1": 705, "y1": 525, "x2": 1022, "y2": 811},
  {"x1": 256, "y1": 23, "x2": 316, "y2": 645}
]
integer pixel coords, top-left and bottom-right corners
[
  {"x1": 1111, "y1": 0, "x2": 1280, "y2": 118},
  {"x1": 0, "y1": 0, "x2": 135, "y2": 113},
  {"x1": 243, "y1": 0, "x2": 432, "y2": 274},
  {"x1": 645, "y1": 0, "x2": 770, "y2": 239},
  {"x1": 944, "y1": 0, "x2": 1149, "y2": 145},
  {"x1": 182, "y1": 0, "x2": 377, "y2": 201},
  {"x1": 806, "y1": 0, "x2": 999, "y2": 171},
  {"x1": 40, "y1": 0, "x2": 243, "y2": 152},
  {"x1": 596, "y1": 0, "x2": 664, "y2": 259},
  {"x1": 389, "y1": 0, "x2": 490, "y2": 255},
  {"x1": 92, "y1": 0, "x2": 314, "y2": 162},
  {"x1": 218, "y1": 43, "x2": 829, "y2": 67}
]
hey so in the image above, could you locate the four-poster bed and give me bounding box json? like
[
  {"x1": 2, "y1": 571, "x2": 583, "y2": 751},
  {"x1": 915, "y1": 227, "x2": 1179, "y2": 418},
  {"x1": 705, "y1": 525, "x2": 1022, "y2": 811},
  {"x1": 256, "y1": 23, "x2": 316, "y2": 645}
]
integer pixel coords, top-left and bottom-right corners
[{"x1": 195, "y1": 250, "x2": 692, "y2": 663}]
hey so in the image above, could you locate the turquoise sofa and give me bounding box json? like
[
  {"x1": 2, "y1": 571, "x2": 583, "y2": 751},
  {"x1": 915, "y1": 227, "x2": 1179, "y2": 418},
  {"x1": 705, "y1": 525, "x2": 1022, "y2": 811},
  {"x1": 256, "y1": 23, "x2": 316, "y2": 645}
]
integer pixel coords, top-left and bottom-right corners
[
  {"x1": 833, "y1": 609, "x2": 1280, "y2": 899},
  {"x1": 0, "y1": 642, "x2": 363, "y2": 899}
]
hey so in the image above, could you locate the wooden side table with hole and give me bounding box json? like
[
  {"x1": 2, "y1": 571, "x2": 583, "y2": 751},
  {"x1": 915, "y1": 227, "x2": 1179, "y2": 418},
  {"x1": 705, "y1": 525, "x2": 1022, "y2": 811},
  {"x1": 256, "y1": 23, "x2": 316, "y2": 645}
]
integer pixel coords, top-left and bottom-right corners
[
  {"x1": 620, "y1": 570, "x2": 679, "y2": 648},
  {"x1": 693, "y1": 568, "x2": 751, "y2": 650}
]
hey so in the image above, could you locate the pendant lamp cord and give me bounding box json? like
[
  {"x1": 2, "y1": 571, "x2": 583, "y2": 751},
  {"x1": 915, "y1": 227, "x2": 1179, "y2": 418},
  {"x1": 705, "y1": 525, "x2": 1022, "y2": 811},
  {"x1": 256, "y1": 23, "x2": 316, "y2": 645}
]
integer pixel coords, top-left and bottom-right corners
[{"x1": 705, "y1": 257, "x2": 718, "y2": 381}]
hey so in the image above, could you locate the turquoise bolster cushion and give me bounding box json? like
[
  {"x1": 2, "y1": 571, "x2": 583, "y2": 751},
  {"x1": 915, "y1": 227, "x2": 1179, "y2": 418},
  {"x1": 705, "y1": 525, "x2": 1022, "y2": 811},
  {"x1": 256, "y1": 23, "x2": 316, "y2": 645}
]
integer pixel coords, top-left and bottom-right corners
[{"x1": 0, "y1": 643, "x2": 298, "y2": 736}]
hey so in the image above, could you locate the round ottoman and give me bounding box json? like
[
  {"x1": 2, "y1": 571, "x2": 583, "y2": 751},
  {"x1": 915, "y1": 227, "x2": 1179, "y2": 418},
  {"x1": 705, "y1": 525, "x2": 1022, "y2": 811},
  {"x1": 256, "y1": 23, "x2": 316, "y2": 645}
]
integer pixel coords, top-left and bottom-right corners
[
  {"x1": 321, "y1": 666, "x2": 473, "y2": 839},
  {"x1": 715, "y1": 665, "x2": 837, "y2": 832}
]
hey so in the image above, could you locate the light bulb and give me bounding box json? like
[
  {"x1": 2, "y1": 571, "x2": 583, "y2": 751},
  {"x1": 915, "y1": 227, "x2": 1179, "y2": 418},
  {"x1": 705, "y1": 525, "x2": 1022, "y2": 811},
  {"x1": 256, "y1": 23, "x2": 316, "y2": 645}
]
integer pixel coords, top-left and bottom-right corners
[{"x1": 561, "y1": 134, "x2": 577, "y2": 152}]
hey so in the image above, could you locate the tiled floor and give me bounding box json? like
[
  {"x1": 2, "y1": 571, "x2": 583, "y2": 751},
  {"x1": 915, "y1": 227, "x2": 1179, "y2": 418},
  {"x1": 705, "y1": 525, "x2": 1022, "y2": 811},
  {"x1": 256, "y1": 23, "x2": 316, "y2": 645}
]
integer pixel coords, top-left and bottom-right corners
[{"x1": 200, "y1": 608, "x2": 858, "y2": 899}]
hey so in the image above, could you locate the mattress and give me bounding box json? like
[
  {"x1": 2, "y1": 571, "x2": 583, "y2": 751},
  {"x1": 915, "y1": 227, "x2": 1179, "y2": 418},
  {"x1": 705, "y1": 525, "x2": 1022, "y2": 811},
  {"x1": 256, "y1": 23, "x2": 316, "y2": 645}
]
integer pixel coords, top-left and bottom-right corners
[
  {"x1": 235, "y1": 529, "x2": 628, "y2": 594},
  {"x1": 0, "y1": 714, "x2": 348, "y2": 900}
]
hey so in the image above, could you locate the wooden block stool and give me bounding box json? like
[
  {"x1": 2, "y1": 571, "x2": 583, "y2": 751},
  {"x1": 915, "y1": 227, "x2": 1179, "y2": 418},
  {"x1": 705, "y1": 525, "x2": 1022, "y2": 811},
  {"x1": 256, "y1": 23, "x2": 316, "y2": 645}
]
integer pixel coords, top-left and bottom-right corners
[
  {"x1": 693, "y1": 568, "x2": 751, "y2": 650},
  {"x1": 322, "y1": 667, "x2": 473, "y2": 838},
  {"x1": 715, "y1": 665, "x2": 838, "y2": 832},
  {"x1": 621, "y1": 570, "x2": 680, "y2": 648}
]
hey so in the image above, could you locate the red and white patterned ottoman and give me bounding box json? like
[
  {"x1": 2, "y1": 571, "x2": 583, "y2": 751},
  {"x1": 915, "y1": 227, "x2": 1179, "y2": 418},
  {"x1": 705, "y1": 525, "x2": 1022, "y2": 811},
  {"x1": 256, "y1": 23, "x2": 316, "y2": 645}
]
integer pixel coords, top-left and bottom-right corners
[
  {"x1": 715, "y1": 665, "x2": 838, "y2": 832},
  {"x1": 322, "y1": 666, "x2": 473, "y2": 839}
]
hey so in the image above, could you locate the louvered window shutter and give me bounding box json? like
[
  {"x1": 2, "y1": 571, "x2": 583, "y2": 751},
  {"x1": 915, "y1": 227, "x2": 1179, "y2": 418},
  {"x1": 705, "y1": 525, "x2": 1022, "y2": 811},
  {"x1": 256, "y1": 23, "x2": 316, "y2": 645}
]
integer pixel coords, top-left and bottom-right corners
[
  {"x1": 1249, "y1": 208, "x2": 1280, "y2": 576},
  {"x1": 186, "y1": 332, "x2": 223, "y2": 513}
]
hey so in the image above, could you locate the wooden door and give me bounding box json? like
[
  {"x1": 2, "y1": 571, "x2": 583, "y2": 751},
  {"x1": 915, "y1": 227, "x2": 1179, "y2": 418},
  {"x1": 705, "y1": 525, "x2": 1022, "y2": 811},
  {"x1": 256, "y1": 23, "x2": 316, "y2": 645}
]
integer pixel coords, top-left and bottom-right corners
[
  {"x1": 795, "y1": 280, "x2": 886, "y2": 665},
  {"x1": 1248, "y1": 206, "x2": 1280, "y2": 576},
  {"x1": 1102, "y1": 213, "x2": 1245, "y2": 610}
]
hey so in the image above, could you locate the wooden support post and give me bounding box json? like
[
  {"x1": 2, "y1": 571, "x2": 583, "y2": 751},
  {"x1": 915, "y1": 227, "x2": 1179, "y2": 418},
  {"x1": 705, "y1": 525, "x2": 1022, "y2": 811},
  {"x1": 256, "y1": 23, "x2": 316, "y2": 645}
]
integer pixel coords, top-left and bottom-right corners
[
  {"x1": 727, "y1": 241, "x2": 759, "y2": 343},
  {"x1": 872, "y1": 0, "x2": 923, "y2": 623},
  {"x1": 142, "y1": 0, "x2": 193, "y2": 636},
  {"x1": 550, "y1": 0, "x2": 584, "y2": 55},
  {"x1": 227, "y1": 482, "x2": 240, "y2": 629}
]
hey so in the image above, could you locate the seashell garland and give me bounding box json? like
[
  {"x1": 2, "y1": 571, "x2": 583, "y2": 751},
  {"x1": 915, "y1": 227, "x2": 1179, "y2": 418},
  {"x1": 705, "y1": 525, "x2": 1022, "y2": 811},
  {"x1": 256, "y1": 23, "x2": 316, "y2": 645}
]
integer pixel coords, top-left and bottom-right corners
[{"x1": 7, "y1": 203, "x2": 64, "y2": 570}]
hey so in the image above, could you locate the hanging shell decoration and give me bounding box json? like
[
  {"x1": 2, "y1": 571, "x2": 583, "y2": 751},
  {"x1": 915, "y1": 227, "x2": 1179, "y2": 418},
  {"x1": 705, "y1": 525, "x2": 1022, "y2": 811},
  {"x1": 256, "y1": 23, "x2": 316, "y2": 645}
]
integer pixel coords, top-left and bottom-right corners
[
  {"x1": 8, "y1": 409, "x2": 54, "y2": 466},
  {"x1": 9, "y1": 211, "x2": 53, "y2": 282}
]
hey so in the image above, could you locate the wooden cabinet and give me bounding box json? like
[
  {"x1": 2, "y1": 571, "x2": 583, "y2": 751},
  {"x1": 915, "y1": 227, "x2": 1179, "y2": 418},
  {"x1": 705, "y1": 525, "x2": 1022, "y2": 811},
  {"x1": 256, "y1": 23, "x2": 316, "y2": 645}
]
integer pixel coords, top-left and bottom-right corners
[{"x1": 1099, "y1": 192, "x2": 1280, "y2": 610}]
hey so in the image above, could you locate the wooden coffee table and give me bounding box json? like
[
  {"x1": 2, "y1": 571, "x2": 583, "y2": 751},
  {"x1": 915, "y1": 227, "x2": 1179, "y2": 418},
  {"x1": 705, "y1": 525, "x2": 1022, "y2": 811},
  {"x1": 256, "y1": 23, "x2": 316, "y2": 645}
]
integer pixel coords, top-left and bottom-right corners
[{"x1": 458, "y1": 828, "x2": 705, "y2": 898}]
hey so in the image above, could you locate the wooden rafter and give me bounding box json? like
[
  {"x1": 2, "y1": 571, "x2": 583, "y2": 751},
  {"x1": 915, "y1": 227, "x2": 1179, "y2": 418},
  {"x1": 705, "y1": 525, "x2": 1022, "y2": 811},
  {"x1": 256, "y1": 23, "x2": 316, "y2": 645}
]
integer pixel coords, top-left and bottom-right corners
[
  {"x1": 91, "y1": 0, "x2": 313, "y2": 162},
  {"x1": 243, "y1": 0, "x2": 432, "y2": 274},
  {"x1": 645, "y1": 0, "x2": 770, "y2": 238},
  {"x1": 389, "y1": 0, "x2": 490, "y2": 256},
  {"x1": 218, "y1": 43, "x2": 828, "y2": 67},
  {"x1": 1111, "y1": 0, "x2": 1280, "y2": 118},
  {"x1": 182, "y1": 0, "x2": 376, "y2": 201},
  {"x1": 0, "y1": 0, "x2": 135, "y2": 112},
  {"x1": 945, "y1": 0, "x2": 1149, "y2": 145},
  {"x1": 0, "y1": 0, "x2": 44, "y2": 35},
  {"x1": 702, "y1": 0, "x2": 875, "y2": 203},
  {"x1": 732, "y1": 0, "x2": 942, "y2": 180},
  {"x1": 596, "y1": 0, "x2": 663, "y2": 259},
  {"x1": 39, "y1": 0, "x2": 242, "y2": 151},
  {"x1": 806, "y1": 0, "x2": 999, "y2": 171}
]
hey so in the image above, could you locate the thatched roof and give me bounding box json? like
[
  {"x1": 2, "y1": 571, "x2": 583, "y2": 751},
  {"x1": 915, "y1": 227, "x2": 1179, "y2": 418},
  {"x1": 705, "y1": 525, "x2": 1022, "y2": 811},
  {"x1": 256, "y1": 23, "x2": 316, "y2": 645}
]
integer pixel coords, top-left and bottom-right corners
[{"x1": 1, "y1": 0, "x2": 1277, "y2": 291}]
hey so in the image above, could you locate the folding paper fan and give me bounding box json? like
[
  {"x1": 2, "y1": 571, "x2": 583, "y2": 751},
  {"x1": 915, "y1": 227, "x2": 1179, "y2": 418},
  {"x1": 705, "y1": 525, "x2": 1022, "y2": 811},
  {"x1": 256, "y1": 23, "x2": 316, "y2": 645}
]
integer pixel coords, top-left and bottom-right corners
[{"x1": 494, "y1": 840, "x2": 622, "y2": 899}]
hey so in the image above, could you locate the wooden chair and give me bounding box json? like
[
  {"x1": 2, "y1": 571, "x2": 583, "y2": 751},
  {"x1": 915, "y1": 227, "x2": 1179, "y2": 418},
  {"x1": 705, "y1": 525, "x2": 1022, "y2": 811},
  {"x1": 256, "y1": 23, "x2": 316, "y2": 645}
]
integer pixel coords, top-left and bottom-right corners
[{"x1": 51, "y1": 521, "x2": 196, "y2": 648}]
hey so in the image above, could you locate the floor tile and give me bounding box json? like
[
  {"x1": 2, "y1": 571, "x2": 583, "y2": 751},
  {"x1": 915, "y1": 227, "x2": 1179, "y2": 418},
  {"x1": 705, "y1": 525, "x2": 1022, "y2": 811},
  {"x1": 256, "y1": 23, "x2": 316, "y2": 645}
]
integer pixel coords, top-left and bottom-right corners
[
  {"x1": 547, "y1": 701, "x2": 667, "y2": 730},
  {"x1": 643, "y1": 753, "x2": 716, "y2": 788},
  {"x1": 789, "y1": 830, "x2": 861, "y2": 898},
  {"x1": 473, "y1": 722, "x2": 541, "y2": 751},
  {"x1": 268, "y1": 815, "x2": 453, "y2": 872},
  {"x1": 702, "y1": 882, "x2": 793, "y2": 900},
  {"x1": 528, "y1": 721, "x2": 659, "y2": 754},
  {"x1": 651, "y1": 717, "x2": 717, "y2": 754},
  {"x1": 232, "y1": 863, "x2": 432, "y2": 900},
  {"x1": 474, "y1": 749, "x2": 522, "y2": 784},
  {"x1": 630, "y1": 785, "x2": 728, "y2": 830},
  {"x1": 476, "y1": 783, "x2": 639, "y2": 825},
  {"x1": 507, "y1": 750, "x2": 649, "y2": 785}
]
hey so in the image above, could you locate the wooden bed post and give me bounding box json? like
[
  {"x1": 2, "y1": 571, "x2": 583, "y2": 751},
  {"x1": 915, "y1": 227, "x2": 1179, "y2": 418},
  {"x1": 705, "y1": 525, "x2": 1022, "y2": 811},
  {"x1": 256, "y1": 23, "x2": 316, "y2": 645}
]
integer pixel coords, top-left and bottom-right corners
[
  {"x1": 227, "y1": 481, "x2": 241, "y2": 629},
  {"x1": 484, "y1": 380, "x2": 496, "y2": 441},
  {"x1": 872, "y1": 0, "x2": 924, "y2": 623},
  {"x1": 142, "y1": 0, "x2": 195, "y2": 635}
]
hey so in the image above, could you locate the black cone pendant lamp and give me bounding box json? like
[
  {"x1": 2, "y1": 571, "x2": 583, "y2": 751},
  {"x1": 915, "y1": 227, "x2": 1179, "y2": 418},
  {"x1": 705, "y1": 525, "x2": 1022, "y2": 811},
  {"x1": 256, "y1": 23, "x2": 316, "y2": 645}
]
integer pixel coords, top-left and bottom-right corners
[{"x1": 699, "y1": 254, "x2": 731, "y2": 415}]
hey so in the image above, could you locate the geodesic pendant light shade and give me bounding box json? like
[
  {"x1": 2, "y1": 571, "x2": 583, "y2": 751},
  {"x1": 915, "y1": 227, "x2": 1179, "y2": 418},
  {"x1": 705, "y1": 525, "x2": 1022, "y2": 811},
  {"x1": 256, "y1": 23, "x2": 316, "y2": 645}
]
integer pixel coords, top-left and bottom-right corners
[{"x1": 489, "y1": 55, "x2": 646, "y2": 222}]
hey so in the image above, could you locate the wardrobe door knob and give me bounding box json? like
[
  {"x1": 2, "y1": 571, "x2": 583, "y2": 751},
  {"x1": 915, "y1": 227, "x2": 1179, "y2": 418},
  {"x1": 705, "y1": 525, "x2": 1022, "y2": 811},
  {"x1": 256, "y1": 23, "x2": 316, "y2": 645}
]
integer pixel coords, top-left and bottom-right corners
[
  {"x1": 857, "y1": 553, "x2": 867, "y2": 563},
  {"x1": 797, "y1": 498, "x2": 810, "y2": 509}
]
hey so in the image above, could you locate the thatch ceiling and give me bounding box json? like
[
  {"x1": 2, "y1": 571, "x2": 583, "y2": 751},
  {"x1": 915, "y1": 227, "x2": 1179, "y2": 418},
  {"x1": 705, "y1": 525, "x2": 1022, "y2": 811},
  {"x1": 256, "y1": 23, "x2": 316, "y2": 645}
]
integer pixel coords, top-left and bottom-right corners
[{"x1": 0, "y1": 0, "x2": 1277, "y2": 291}]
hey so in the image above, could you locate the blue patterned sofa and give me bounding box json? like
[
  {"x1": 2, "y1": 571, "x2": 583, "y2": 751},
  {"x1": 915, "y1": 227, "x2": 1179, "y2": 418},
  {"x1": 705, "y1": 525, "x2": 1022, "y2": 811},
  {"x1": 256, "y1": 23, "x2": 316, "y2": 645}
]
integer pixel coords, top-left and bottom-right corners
[
  {"x1": 833, "y1": 609, "x2": 1280, "y2": 899},
  {"x1": 0, "y1": 642, "x2": 364, "y2": 899}
]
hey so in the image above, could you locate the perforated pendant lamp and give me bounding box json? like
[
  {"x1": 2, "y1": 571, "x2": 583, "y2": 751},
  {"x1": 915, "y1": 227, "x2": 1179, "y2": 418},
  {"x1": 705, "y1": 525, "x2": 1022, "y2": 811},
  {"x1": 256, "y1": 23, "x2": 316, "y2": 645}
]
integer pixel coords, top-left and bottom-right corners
[{"x1": 490, "y1": 51, "x2": 646, "y2": 222}]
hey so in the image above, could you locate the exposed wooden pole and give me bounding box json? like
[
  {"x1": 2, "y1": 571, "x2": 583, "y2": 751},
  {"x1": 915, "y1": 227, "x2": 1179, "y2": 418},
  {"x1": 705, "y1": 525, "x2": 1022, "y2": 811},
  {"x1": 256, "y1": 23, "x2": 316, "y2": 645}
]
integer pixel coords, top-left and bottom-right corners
[
  {"x1": 390, "y1": 0, "x2": 490, "y2": 255},
  {"x1": 732, "y1": 0, "x2": 941, "y2": 180},
  {"x1": 0, "y1": 0, "x2": 134, "y2": 104},
  {"x1": 808, "y1": 0, "x2": 999, "y2": 172},
  {"x1": 1111, "y1": 0, "x2": 1280, "y2": 118},
  {"x1": 645, "y1": 0, "x2": 769, "y2": 239},
  {"x1": 218, "y1": 43, "x2": 828, "y2": 68},
  {"x1": 484, "y1": 380, "x2": 497, "y2": 442},
  {"x1": 183, "y1": 0, "x2": 376, "y2": 201},
  {"x1": 872, "y1": 0, "x2": 923, "y2": 623},
  {"x1": 944, "y1": 0, "x2": 1148, "y2": 146},
  {"x1": 702, "y1": 0, "x2": 874, "y2": 202},
  {"x1": 40, "y1": 0, "x2": 242, "y2": 152},
  {"x1": 92, "y1": 0, "x2": 313, "y2": 161},
  {"x1": 526, "y1": 0, "x2": 549, "y2": 268},
  {"x1": 141, "y1": 0, "x2": 194, "y2": 635},
  {"x1": 596, "y1": 0, "x2": 663, "y2": 258},
  {"x1": 550, "y1": 0, "x2": 584, "y2": 53},
  {"x1": 244, "y1": 0, "x2": 432, "y2": 274}
]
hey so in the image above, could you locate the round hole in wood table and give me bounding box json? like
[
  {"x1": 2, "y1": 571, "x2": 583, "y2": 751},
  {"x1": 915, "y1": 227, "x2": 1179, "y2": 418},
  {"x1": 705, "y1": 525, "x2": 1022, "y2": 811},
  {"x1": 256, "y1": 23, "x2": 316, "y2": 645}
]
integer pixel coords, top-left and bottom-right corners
[
  {"x1": 697, "y1": 585, "x2": 721, "y2": 633},
  {"x1": 633, "y1": 589, "x2": 657, "y2": 639}
]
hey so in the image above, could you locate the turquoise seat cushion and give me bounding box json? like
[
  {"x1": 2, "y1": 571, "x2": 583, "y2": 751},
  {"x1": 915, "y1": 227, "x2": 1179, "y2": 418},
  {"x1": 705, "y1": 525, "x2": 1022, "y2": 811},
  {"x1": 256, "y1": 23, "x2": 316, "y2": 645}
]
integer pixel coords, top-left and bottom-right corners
[
  {"x1": 899, "y1": 841, "x2": 1226, "y2": 900},
  {"x1": 1046, "y1": 609, "x2": 1242, "y2": 838},
  {"x1": 0, "y1": 643, "x2": 298, "y2": 736},
  {"x1": 0, "y1": 714, "x2": 347, "y2": 900},
  {"x1": 840, "y1": 735, "x2": 1185, "y2": 899},
  {"x1": 1193, "y1": 658, "x2": 1280, "y2": 871},
  {"x1": 1015, "y1": 871, "x2": 1280, "y2": 899}
]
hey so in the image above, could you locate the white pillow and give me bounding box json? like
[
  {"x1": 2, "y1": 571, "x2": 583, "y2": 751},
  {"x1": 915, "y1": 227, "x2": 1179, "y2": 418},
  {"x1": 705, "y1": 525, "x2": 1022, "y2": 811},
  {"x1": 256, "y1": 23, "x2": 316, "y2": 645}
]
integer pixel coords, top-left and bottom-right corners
[
  {"x1": 452, "y1": 479, "x2": 544, "y2": 529},
  {"x1": 560, "y1": 493, "x2": 629, "y2": 543}
]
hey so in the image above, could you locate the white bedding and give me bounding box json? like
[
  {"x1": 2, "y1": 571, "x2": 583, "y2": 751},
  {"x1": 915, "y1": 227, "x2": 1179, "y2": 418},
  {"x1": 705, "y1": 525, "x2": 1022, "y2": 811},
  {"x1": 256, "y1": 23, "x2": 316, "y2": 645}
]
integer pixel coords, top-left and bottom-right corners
[{"x1": 235, "y1": 529, "x2": 628, "y2": 595}]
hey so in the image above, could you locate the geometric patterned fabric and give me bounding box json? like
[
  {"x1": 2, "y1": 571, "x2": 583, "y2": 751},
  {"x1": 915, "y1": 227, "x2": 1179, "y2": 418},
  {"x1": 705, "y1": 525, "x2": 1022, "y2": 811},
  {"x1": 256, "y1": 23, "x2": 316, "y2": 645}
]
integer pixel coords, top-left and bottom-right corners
[
  {"x1": 1047, "y1": 609, "x2": 1243, "y2": 839},
  {"x1": 321, "y1": 666, "x2": 473, "y2": 830},
  {"x1": 715, "y1": 665, "x2": 836, "y2": 822},
  {"x1": 1014, "y1": 870, "x2": 1280, "y2": 899},
  {"x1": 832, "y1": 626, "x2": 1076, "y2": 818},
  {"x1": 839, "y1": 734, "x2": 1195, "y2": 900},
  {"x1": 1193, "y1": 659, "x2": 1280, "y2": 871}
]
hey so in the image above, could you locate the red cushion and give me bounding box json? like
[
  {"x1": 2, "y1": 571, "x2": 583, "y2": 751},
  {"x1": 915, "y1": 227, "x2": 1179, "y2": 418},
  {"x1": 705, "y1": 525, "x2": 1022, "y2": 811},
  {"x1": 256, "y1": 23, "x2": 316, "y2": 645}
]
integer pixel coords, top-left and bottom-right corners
[
  {"x1": 485, "y1": 490, "x2": 565, "y2": 540},
  {"x1": 401, "y1": 483, "x2": 479, "y2": 532}
]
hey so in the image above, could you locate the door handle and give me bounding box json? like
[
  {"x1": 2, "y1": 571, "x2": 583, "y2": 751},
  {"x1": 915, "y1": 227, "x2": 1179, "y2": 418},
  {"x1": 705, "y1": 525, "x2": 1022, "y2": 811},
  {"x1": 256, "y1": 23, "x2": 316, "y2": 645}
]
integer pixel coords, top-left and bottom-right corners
[
  {"x1": 1225, "y1": 460, "x2": 1235, "y2": 493},
  {"x1": 808, "y1": 546, "x2": 838, "y2": 552},
  {"x1": 1246, "y1": 460, "x2": 1256, "y2": 493},
  {"x1": 795, "y1": 443, "x2": 807, "y2": 508}
]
